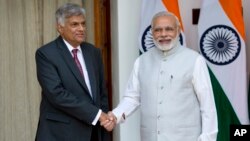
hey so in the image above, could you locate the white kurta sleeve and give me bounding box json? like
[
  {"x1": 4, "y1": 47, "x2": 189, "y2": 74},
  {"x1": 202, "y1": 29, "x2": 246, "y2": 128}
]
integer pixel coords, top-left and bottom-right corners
[
  {"x1": 192, "y1": 55, "x2": 218, "y2": 141},
  {"x1": 112, "y1": 58, "x2": 141, "y2": 123}
]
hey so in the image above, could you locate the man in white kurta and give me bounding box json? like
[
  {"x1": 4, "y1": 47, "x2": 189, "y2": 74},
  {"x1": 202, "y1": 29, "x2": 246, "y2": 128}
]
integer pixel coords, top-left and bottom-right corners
[{"x1": 111, "y1": 11, "x2": 218, "y2": 141}]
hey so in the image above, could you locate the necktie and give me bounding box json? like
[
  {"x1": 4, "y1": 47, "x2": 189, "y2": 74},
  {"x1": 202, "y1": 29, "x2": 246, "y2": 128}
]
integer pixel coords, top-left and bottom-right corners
[{"x1": 72, "y1": 49, "x2": 84, "y2": 77}]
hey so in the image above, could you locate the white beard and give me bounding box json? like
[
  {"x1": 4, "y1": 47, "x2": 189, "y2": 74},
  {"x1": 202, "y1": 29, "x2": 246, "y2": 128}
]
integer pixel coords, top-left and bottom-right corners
[{"x1": 154, "y1": 36, "x2": 179, "y2": 51}]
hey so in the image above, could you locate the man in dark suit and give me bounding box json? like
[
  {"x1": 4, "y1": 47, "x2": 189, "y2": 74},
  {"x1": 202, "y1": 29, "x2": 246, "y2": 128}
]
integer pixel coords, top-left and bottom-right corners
[{"x1": 35, "y1": 3, "x2": 115, "y2": 141}]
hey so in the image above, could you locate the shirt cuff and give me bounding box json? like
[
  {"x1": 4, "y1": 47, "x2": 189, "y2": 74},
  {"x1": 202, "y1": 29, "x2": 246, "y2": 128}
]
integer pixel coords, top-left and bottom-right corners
[
  {"x1": 92, "y1": 109, "x2": 102, "y2": 125},
  {"x1": 112, "y1": 109, "x2": 125, "y2": 124}
]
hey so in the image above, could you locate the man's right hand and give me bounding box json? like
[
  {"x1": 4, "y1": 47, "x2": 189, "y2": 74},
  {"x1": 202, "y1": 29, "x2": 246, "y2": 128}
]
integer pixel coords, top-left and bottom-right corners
[{"x1": 99, "y1": 112, "x2": 117, "y2": 131}]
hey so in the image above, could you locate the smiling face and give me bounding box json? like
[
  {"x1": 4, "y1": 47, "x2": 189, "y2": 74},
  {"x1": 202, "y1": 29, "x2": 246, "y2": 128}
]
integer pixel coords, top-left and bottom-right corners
[
  {"x1": 57, "y1": 15, "x2": 86, "y2": 48},
  {"x1": 152, "y1": 15, "x2": 180, "y2": 51}
]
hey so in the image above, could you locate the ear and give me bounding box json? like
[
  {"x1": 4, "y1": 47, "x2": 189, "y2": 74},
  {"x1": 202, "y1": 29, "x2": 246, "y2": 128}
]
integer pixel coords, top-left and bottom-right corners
[
  {"x1": 56, "y1": 24, "x2": 63, "y2": 33},
  {"x1": 177, "y1": 26, "x2": 181, "y2": 34}
]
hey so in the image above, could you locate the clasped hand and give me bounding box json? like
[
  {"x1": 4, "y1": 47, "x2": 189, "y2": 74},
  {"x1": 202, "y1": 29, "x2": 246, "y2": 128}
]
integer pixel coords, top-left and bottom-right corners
[{"x1": 99, "y1": 111, "x2": 117, "y2": 131}]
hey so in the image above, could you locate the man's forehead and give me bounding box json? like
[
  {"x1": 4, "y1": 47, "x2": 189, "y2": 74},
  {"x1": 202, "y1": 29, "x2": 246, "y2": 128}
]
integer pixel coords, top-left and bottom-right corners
[
  {"x1": 157, "y1": 16, "x2": 175, "y2": 22},
  {"x1": 66, "y1": 15, "x2": 85, "y2": 22},
  {"x1": 153, "y1": 21, "x2": 176, "y2": 28},
  {"x1": 153, "y1": 16, "x2": 176, "y2": 26}
]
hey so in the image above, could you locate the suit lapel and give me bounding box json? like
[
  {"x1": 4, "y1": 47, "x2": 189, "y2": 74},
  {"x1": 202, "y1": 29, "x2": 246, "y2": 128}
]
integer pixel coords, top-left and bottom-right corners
[
  {"x1": 56, "y1": 37, "x2": 90, "y2": 95},
  {"x1": 81, "y1": 44, "x2": 97, "y2": 102}
]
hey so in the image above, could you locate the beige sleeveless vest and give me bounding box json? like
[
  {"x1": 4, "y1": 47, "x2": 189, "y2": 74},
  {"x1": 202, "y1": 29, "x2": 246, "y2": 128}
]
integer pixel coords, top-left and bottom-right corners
[{"x1": 138, "y1": 45, "x2": 201, "y2": 141}]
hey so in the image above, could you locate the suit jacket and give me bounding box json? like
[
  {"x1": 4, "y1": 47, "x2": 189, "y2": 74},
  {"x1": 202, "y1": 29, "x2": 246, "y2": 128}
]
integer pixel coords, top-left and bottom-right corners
[{"x1": 35, "y1": 36, "x2": 111, "y2": 141}]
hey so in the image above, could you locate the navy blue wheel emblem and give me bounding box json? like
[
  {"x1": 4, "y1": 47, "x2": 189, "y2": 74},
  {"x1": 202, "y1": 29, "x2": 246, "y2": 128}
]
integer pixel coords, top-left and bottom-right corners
[
  {"x1": 141, "y1": 25, "x2": 183, "y2": 53},
  {"x1": 200, "y1": 25, "x2": 241, "y2": 65}
]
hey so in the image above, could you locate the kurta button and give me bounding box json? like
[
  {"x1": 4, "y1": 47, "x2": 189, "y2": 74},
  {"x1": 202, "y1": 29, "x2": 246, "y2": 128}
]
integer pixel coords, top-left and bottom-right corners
[
  {"x1": 158, "y1": 131, "x2": 160, "y2": 134},
  {"x1": 159, "y1": 101, "x2": 162, "y2": 104},
  {"x1": 160, "y1": 86, "x2": 164, "y2": 89}
]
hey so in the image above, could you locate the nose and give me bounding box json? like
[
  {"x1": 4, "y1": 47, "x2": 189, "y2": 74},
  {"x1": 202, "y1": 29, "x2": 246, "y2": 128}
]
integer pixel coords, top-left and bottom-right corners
[
  {"x1": 79, "y1": 24, "x2": 86, "y2": 31},
  {"x1": 160, "y1": 30, "x2": 168, "y2": 37}
]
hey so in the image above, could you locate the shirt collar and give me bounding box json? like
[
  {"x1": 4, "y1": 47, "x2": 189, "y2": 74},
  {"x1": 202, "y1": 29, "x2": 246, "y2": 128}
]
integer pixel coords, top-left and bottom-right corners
[{"x1": 63, "y1": 39, "x2": 82, "y2": 53}]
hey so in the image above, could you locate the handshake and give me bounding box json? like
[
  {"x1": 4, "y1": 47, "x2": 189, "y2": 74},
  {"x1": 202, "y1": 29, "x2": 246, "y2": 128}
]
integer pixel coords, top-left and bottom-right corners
[{"x1": 99, "y1": 111, "x2": 117, "y2": 131}]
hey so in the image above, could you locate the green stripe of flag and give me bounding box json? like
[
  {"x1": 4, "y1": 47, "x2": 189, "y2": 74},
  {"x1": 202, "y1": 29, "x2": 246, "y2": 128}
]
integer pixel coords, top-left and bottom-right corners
[{"x1": 208, "y1": 67, "x2": 240, "y2": 141}]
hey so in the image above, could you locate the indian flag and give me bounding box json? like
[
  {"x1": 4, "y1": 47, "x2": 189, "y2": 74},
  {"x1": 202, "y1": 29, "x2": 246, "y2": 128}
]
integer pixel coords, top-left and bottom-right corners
[
  {"x1": 198, "y1": 0, "x2": 249, "y2": 140},
  {"x1": 139, "y1": 0, "x2": 185, "y2": 53}
]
